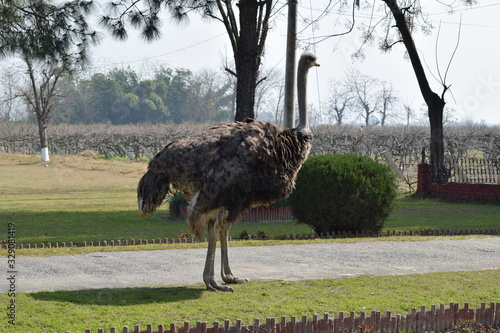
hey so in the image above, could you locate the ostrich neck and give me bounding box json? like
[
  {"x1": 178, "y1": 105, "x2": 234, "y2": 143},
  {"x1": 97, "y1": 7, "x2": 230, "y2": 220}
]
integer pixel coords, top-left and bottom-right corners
[{"x1": 297, "y1": 64, "x2": 309, "y2": 130}]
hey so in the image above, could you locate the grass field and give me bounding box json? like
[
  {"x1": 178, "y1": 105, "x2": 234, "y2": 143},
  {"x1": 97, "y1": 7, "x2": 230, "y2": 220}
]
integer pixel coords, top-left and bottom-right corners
[
  {"x1": 1, "y1": 153, "x2": 499, "y2": 333},
  {"x1": 1, "y1": 153, "x2": 500, "y2": 247},
  {"x1": 1, "y1": 270, "x2": 498, "y2": 333}
]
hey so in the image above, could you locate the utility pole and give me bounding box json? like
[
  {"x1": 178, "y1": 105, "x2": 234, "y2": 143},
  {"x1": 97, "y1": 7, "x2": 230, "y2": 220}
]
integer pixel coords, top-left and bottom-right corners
[{"x1": 283, "y1": 0, "x2": 297, "y2": 129}]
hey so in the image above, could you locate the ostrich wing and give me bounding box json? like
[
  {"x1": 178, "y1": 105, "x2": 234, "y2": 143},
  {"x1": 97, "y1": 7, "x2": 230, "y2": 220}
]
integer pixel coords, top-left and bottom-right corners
[
  {"x1": 149, "y1": 120, "x2": 305, "y2": 219},
  {"x1": 147, "y1": 118, "x2": 312, "y2": 231}
]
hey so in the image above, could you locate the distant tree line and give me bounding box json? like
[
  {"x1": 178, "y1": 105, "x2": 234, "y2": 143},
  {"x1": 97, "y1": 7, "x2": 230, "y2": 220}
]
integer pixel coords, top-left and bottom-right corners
[
  {"x1": 2, "y1": 60, "x2": 460, "y2": 128},
  {"x1": 46, "y1": 66, "x2": 235, "y2": 125}
]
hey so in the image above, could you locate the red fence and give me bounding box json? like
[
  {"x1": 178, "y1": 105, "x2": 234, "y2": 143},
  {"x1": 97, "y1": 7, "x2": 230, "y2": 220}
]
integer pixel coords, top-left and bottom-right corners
[
  {"x1": 417, "y1": 164, "x2": 500, "y2": 201},
  {"x1": 179, "y1": 207, "x2": 294, "y2": 222},
  {"x1": 66, "y1": 302, "x2": 499, "y2": 333}
]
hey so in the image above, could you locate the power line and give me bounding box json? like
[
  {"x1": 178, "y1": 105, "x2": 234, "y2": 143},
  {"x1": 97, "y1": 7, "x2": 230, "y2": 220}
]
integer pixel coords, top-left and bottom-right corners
[
  {"x1": 427, "y1": 2, "x2": 500, "y2": 16},
  {"x1": 308, "y1": 0, "x2": 323, "y2": 121},
  {"x1": 299, "y1": 1, "x2": 500, "y2": 25},
  {"x1": 91, "y1": 1, "x2": 500, "y2": 69},
  {"x1": 94, "y1": 33, "x2": 226, "y2": 68},
  {"x1": 440, "y1": 21, "x2": 500, "y2": 29}
]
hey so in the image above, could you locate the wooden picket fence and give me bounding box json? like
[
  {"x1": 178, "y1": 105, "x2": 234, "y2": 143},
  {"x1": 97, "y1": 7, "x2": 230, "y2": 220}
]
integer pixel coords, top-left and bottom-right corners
[
  {"x1": 239, "y1": 207, "x2": 294, "y2": 222},
  {"x1": 54, "y1": 302, "x2": 499, "y2": 333},
  {"x1": 178, "y1": 207, "x2": 294, "y2": 222}
]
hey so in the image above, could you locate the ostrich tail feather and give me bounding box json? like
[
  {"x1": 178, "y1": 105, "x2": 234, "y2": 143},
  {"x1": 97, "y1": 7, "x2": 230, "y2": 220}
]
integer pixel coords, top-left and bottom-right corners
[{"x1": 137, "y1": 170, "x2": 170, "y2": 217}]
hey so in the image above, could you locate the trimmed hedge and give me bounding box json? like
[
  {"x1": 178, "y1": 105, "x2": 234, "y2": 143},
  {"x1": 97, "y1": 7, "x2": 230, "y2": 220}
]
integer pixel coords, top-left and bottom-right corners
[{"x1": 289, "y1": 154, "x2": 398, "y2": 235}]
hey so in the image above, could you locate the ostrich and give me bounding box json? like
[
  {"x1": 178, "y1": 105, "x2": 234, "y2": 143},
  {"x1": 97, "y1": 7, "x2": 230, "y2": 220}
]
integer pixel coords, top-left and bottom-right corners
[{"x1": 138, "y1": 53, "x2": 319, "y2": 291}]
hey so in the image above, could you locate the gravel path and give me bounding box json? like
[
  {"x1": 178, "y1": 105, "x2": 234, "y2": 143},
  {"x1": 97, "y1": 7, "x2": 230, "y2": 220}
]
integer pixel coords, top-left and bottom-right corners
[{"x1": 5, "y1": 237, "x2": 500, "y2": 293}]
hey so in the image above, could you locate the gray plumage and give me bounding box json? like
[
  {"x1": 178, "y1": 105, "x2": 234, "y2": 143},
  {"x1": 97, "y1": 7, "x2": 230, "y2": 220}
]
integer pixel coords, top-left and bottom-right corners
[{"x1": 137, "y1": 53, "x2": 319, "y2": 291}]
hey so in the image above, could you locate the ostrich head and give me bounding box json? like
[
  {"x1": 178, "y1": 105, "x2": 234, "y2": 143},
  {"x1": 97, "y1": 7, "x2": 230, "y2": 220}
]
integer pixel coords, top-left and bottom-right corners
[{"x1": 297, "y1": 53, "x2": 320, "y2": 131}]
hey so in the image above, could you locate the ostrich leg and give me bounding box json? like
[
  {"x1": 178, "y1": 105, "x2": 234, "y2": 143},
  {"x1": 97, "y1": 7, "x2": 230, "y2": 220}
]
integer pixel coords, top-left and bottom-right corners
[
  {"x1": 203, "y1": 220, "x2": 234, "y2": 292},
  {"x1": 220, "y1": 223, "x2": 248, "y2": 285}
]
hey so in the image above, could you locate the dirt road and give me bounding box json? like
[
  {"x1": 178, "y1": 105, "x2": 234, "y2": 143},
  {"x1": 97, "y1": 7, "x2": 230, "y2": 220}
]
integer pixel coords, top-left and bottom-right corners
[{"x1": 6, "y1": 237, "x2": 500, "y2": 293}]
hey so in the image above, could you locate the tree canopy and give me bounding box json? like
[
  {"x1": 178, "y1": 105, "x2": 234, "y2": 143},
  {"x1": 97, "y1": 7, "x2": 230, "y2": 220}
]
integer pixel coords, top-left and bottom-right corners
[
  {"x1": 50, "y1": 66, "x2": 234, "y2": 124},
  {"x1": 0, "y1": 0, "x2": 98, "y2": 66},
  {"x1": 100, "y1": 0, "x2": 272, "y2": 121}
]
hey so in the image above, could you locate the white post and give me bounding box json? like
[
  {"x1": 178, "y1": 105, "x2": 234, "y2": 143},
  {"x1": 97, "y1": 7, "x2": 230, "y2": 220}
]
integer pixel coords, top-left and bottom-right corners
[{"x1": 41, "y1": 147, "x2": 50, "y2": 162}]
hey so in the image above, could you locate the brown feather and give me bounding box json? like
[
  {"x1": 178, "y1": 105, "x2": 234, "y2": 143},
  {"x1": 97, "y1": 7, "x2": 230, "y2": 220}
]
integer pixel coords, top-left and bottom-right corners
[{"x1": 137, "y1": 120, "x2": 312, "y2": 236}]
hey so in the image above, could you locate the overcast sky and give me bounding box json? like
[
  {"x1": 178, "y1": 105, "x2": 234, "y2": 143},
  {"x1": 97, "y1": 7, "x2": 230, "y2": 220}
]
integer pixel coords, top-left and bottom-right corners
[{"x1": 79, "y1": 1, "x2": 500, "y2": 125}]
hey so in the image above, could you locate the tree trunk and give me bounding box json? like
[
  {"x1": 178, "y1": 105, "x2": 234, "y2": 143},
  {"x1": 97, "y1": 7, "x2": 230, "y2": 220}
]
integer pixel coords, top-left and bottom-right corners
[
  {"x1": 25, "y1": 57, "x2": 50, "y2": 161},
  {"x1": 384, "y1": 0, "x2": 447, "y2": 179},
  {"x1": 427, "y1": 92, "x2": 446, "y2": 166},
  {"x1": 234, "y1": 0, "x2": 260, "y2": 121},
  {"x1": 364, "y1": 106, "x2": 370, "y2": 127},
  {"x1": 38, "y1": 117, "x2": 50, "y2": 161}
]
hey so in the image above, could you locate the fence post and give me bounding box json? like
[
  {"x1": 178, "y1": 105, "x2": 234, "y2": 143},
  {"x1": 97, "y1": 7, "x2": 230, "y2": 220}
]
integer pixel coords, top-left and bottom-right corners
[
  {"x1": 139, "y1": 144, "x2": 153, "y2": 160},
  {"x1": 382, "y1": 151, "x2": 404, "y2": 179},
  {"x1": 118, "y1": 144, "x2": 135, "y2": 160},
  {"x1": 477, "y1": 302, "x2": 487, "y2": 326},
  {"x1": 212, "y1": 322, "x2": 220, "y2": 333},
  {"x1": 417, "y1": 164, "x2": 431, "y2": 196},
  {"x1": 494, "y1": 302, "x2": 500, "y2": 327},
  {"x1": 290, "y1": 316, "x2": 297, "y2": 333}
]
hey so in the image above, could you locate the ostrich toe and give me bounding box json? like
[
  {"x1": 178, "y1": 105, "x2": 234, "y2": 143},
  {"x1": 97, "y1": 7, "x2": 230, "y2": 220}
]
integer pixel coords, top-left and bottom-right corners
[
  {"x1": 207, "y1": 279, "x2": 234, "y2": 292},
  {"x1": 222, "y1": 274, "x2": 248, "y2": 285}
]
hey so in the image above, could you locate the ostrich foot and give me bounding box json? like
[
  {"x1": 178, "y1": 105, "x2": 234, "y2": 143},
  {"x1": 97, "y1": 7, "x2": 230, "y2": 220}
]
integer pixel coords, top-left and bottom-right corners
[
  {"x1": 206, "y1": 279, "x2": 234, "y2": 292},
  {"x1": 222, "y1": 274, "x2": 248, "y2": 285}
]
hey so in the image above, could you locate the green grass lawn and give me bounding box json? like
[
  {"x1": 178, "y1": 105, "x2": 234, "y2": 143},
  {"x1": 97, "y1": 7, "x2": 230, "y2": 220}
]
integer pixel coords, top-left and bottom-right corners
[
  {"x1": 386, "y1": 195, "x2": 500, "y2": 231},
  {"x1": 1, "y1": 270, "x2": 498, "y2": 333},
  {"x1": 1, "y1": 153, "x2": 499, "y2": 247},
  {"x1": 1, "y1": 153, "x2": 499, "y2": 333}
]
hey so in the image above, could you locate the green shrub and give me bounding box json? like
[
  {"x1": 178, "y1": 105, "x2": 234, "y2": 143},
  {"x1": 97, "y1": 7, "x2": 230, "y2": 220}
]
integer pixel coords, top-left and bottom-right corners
[
  {"x1": 288, "y1": 154, "x2": 398, "y2": 235},
  {"x1": 239, "y1": 230, "x2": 250, "y2": 240},
  {"x1": 168, "y1": 191, "x2": 188, "y2": 218}
]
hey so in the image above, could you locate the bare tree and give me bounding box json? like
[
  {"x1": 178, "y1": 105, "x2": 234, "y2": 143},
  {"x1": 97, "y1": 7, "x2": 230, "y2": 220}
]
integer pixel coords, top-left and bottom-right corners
[
  {"x1": 326, "y1": 79, "x2": 355, "y2": 125},
  {"x1": 273, "y1": 83, "x2": 285, "y2": 124},
  {"x1": 254, "y1": 66, "x2": 284, "y2": 123},
  {"x1": 347, "y1": 69, "x2": 380, "y2": 126},
  {"x1": 357, "y1": 0, "x2": 471, "y2": 175},
  {"x1": 0, "y1": 68, "x2": 17, "y2": 121},
  {"x1": 443, "y1": 106, "x2": 458, "y2": 125},
  {"x1": 403, "y1": 103, "x2": 414, "y2": 127},
  {"x1": 382, "y1": 0, "x2": 447, "y2": 168},
  {"x1": 1, "y1": 0, "x2": 98, "y2": 160},
  {"x1": 379, "y1": 81, "x2": 398, "y2": 126},
  {"x1": 18, "y1": 57, "x2": 67, "y2": 160}
]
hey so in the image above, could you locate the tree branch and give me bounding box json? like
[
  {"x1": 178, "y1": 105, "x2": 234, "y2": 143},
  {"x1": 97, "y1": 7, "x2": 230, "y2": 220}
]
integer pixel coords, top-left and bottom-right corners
[{"x1": 224, "y1": 67, "x2": 237, "y2": 77}]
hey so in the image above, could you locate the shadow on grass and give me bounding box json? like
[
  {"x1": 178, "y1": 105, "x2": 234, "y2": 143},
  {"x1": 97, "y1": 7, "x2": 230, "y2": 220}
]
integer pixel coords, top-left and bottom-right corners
[{"x1": 30, "y1": 286, "x2": 205, "y2": 305}]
